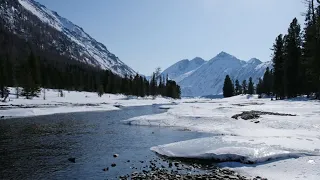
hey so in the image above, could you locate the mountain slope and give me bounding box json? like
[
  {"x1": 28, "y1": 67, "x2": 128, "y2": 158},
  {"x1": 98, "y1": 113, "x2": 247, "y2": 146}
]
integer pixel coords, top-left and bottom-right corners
[
  {"x1": 161, "y1": 57, "x2": 206, "y2": 82},
  {"x1": 163, "y1": 52, "x2": 272, "y2": 97},
  {"x1": 0, "y1": 0, "x2": 135, "y2": 76}
]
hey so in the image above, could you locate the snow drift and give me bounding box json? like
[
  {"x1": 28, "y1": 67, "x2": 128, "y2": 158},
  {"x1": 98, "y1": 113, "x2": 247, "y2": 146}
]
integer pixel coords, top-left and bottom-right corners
[{"x1": 150, "y1": 137, "x2": 318, "y2": 164}]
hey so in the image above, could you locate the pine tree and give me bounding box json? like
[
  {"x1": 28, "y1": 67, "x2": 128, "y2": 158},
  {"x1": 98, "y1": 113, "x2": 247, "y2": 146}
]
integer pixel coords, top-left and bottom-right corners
[
  {"x1": 242, "y1": 80, "x2": 247, "y2": 94},
  {"x1": 284, "y1": 18, "x2": 302, "y2": 98},
  {"x1": 21, "y1": 52, "x2": 41, "y2": 99},
  {"x1": 256, "y1": 78, "x2": 263, "y2": 96},
  {"x1": 144, "y1": 77, "x2": 150, "y2": 96},
  {"x1": 223, "y1": 75, "x2": 234, "y2": 97},
  {"x1": 272, "y1": 34, "x2": 285, "y2": 99},
  {"x1": 248, "y1": 77, "x2": 255, "y2": 95},
  {"x1": 107, "y1": 73, "x2": 114, "y2": 93},
  {"x1": 262, "y1": 67, "x2": 272, "y2": 96},
  {"x1": 158, "y1": 75, "x2": 164, "y2": 95},
  {"x1": 313, "y1": 5, "x2": 320, "y2": 98},
  {"x1": 301, "y1": 1, "x2": 316, "y2": 96},
  {"x1": 0, "y1": 57, "x2": 7, "y2": 98},
  {"x1": 234, "y1": 79, "x2": 242, "y2": 95},
  {"x1": 150, "y1": 73, "x2": 157, "y2": 97},
  {"x1": 97, "y1": 84, "x2": 104, "y2": 97}
]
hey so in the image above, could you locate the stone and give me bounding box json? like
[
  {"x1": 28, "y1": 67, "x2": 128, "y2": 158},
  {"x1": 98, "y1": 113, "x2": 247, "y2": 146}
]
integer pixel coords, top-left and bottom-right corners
[
  {"x1": 68, "y1": 158, "x2": 75, "y2": 163},
  {"x1": 113, "y1": 154, "x2": 119, "y2": 158},
  {"x1": 102, "y1": 167, "x2": 109, "y2": 171}
]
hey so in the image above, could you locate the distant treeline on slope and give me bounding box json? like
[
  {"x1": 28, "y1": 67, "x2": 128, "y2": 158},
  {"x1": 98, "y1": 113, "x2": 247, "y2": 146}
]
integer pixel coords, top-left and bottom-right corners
[
  {"x1": 223, "y1": 0, "x2": 320, "y2": 99},
  {"x1": 0, "y1": 20, "x2": 181, "y2": 99}
]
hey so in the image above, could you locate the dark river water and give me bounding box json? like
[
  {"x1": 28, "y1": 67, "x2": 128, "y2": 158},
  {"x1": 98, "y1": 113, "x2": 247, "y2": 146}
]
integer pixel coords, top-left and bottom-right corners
[{"x1": 0, "y1": 105, "x2": 208, "y2": 180}]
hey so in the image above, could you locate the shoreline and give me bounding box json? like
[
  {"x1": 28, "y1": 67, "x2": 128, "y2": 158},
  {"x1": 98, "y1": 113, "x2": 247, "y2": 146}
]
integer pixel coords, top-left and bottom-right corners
[{"x1": 0, "y1": 89, "x2": 173, "y2": 119}]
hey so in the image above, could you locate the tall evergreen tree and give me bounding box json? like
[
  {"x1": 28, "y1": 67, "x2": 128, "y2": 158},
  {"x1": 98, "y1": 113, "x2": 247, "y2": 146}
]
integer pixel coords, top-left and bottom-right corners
[
  {"x1": 150, "y1": 73, "x2": 157, "y2": 97},
  {"x1": 248, "y1": 77, "x2": 255, "y2": 95},
  {"x1": 0, "y1": 57, "x2": 7, "y2": 98},
  {"x1": 262, "y1": 67, "x2": 272, "y2": 96},
  {"x1": 256, "y1": 78, "x2": 263, "y2": 96},
  {"x1": 302, "y1": 1, "x2": 316, "y2": 96},
  {"x1": 234, "y1": 79, "x2": 242, "y2": 95},
  {"x1": 242, "y1": 80, "x2": 247, "y2": 94},
  {"x1": 272, "y1": 35, "x2": 285, "y2": 99},
  {"x1": 21, "y1": 52, "x2": 40, "y2": 99},
  {"x1": 97, "y1": 84, "x2": 104, "y2": 97},
  {"x1": 284, "y1": 18, "x2": 302, "y2": 98},
  {"x1": 313, "y1": 5, "x2": 320, "y2": 98},
  {"x1": 223, "y1": 75, "x2": 234, "y2": 97}
]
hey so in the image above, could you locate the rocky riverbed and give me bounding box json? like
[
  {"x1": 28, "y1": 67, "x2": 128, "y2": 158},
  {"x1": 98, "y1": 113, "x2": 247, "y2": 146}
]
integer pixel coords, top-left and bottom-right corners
[
  {"x1": 115, "y1": 157, "x2": 267, "y2": 180},
  {"x1": 231, "y1": 110, "x2": 296, "y2": 120},
  {"x1": 120, "y1": 168, "x2": 267, "y2": 180}
]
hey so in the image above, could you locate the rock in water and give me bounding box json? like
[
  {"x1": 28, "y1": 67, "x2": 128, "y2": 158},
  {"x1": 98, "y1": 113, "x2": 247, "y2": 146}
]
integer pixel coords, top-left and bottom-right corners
[
  {"x1": 113, "y1": 154, "x2": 119, "y2": 158},
  {"x1": 103, "y1": 168, "x2": 109, "y2": 171},
  {"x1": 68, "y1": 158, "x2": 76, "y2": 163},
  {"x1": 111, "y1": 163, "x2": 116, "y2": 167}
]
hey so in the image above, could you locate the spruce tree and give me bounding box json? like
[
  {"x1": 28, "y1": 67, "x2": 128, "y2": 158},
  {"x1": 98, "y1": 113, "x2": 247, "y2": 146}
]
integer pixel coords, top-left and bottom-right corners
[
  {"x1": 284, "y1": 18, "x2": 302, "y2": 98},
  {"x1": 262, "y1": 67, "x2": 272, "y2": 96},
  {"x1": 248, "y1": 77, "x2": 255, "y2": 95},
  {"x1": 21, "y1": 52, "x2": 40, "y2": 99},
  {"x1": 301, "y1": 1, "x2": 316, "y2": 96},
  {"x1": 150, "y1": 73, "x2": 157, "y2": 97},
  {"x1": 256, "y1": 78, "x2": 263, "y2": 97},
  {"x1": 0, "y1": 57, "x2": 7, "y2": 98},
  {"x1": 313, "y1": 5, "x2": 320, "y2": 98},
  {"x1": 242, "y1": 80, "x2": 247, "y2": 94},
  {"x1": 272, "y1": 34, "x2": 285, "y2": 99},
  {"x1": 234, "y1": 79, "x2": 242, "y2": 95},
  {"x1": 97, "y1": 84, "x2": 104, "y2": 97},
  {"x1": 223, "y1": 75, "x2": 234, "y2": 97}
]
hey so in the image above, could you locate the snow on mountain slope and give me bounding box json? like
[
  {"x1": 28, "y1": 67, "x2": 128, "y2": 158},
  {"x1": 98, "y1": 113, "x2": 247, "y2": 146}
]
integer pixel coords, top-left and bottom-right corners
[
  {"x1": 161, "y1": 57, "x2": 206, "y2": 82},
  {"x1": 1, "y1": 0, "x2": 135, "y2": 76},
  {"x1": 163, "y1": 52, "x2": 272, "y2": 97}
]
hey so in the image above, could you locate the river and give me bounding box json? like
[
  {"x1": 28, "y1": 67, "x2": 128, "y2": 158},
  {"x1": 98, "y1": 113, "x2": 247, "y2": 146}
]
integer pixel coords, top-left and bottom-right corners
[{"x1": 0, "y1": 105, "x2": 208, "y2": 180}]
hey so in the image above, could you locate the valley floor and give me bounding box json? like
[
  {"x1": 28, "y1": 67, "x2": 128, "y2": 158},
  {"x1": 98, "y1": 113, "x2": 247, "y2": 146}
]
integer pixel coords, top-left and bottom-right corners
[
  {"x1": 1, "y1": 89, "x2": 320, "y2": 179},
  {"x1": 124, "y1": 95, "x2": 320, "y2": 180}
]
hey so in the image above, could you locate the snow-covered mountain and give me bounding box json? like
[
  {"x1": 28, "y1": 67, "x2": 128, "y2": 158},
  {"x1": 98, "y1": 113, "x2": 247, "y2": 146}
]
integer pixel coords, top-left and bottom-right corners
[
  {"x1": 0, "y1": 0, "x2": 135, "y2": 76},
  {"x1": 162, "y1": 52, "x2": 272, "y2": 97},
  {"x1": 162, "y1": 57, "x2": 206, "y2": 82}
]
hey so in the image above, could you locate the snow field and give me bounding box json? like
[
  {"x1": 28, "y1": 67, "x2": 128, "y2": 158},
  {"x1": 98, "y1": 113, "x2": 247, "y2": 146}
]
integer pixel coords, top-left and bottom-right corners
[{"x1": 123, "y1": 95, "x2": 320, "y2": 180}]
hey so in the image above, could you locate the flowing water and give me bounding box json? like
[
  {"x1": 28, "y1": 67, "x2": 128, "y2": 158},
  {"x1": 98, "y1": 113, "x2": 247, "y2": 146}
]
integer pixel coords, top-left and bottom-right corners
[{"x1": 0, "y1": 105, "x2": 208, "y2": 180}]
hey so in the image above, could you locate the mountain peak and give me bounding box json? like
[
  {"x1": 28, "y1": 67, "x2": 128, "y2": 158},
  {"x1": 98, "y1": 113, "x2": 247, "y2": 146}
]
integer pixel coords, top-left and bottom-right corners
[
  {"x1": 248, "y1": 58, "x2": 262, "y2": 65},
  {"x1": 210, "y1": 51, "x2": 237, "y2": 62},
  {"x1": 217, "y1": 51, "x2": 233, "y2": 58},
  {"x1": 190, "y1": 57, "x2": 205, "y2": 64}
]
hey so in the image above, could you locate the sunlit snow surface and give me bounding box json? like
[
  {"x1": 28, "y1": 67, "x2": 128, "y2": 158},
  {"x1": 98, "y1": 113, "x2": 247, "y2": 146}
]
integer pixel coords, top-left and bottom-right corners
[
  {"x1": 151, "y1": 136, "x2": 317, "y2": 163},
  {"x1": 123, "y1": 95, "x2": 320, "y2": 179}
]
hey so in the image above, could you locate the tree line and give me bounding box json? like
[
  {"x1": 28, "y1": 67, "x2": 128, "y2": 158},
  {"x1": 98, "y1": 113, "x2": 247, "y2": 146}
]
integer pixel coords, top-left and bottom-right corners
[
  {"x1": 0, "y1": 21, "x2": 180, "y2": 100},
  {"x1": 223, "y1": 1, "x2": 320, "y2": 99},
  {"x1": 272, "y1": 0, "x2": 320, "y2": 99},
  {"x1": 223, "y1": 75, "x2": 255, "y2": 97}
]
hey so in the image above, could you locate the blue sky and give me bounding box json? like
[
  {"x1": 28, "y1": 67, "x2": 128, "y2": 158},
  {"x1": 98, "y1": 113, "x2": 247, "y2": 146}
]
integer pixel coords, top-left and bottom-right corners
[{"x1": 37, "y1": 0, "x2": 306, "y2": 75}]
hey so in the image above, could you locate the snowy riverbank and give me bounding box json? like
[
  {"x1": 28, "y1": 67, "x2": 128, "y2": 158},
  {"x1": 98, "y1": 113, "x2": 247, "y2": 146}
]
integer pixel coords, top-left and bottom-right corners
[
  {"x1": 123, "y1": 95, "x2": 320, "y2": 180},
  {"x1": 2, "y1": 89, "x2": 320, "y2": 179},
  {"x1": 0, "y1": 88, "x2": 172, "y2": 118}
]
